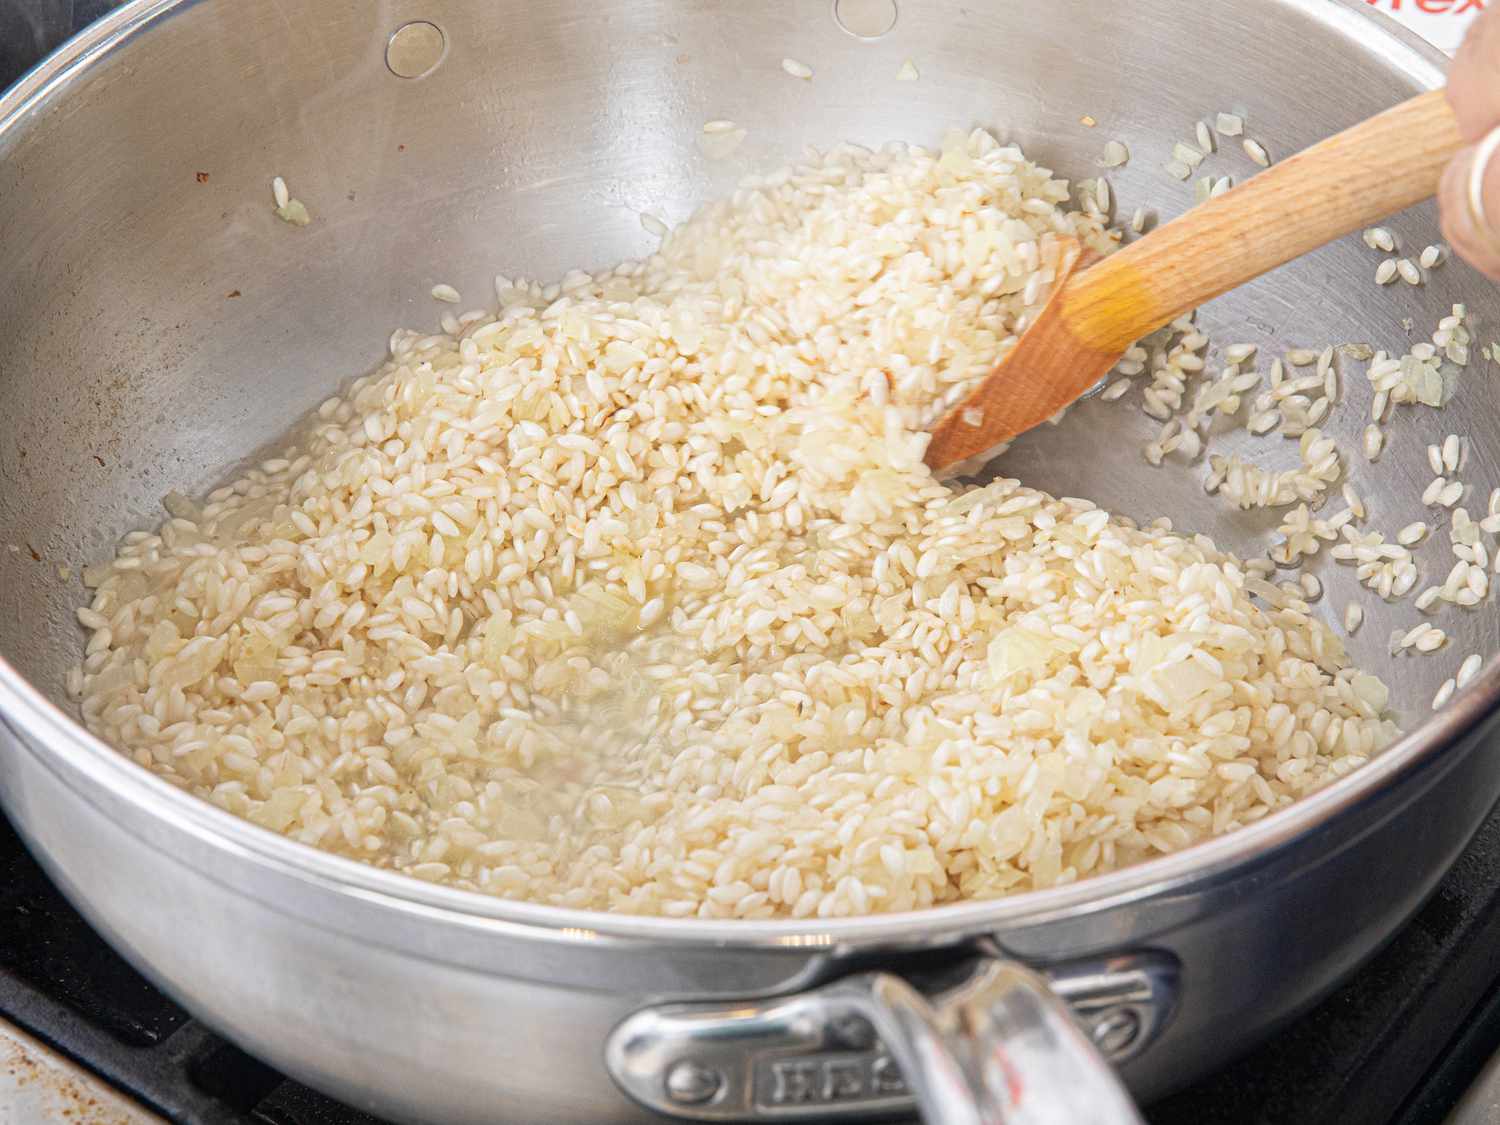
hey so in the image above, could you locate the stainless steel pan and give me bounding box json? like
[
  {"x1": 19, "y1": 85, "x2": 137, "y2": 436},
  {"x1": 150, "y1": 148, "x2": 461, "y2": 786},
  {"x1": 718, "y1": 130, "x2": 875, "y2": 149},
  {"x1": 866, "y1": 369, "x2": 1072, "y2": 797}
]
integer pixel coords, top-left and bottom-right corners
[{"x1": 1, "y1": 1, "x2": 1497, "y2": 1121}]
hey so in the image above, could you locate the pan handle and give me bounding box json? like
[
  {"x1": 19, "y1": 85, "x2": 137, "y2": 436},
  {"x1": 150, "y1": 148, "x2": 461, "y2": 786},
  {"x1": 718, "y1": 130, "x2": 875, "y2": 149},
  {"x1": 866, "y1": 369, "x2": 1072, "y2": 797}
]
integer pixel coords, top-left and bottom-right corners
[
  {"x1": 606, "y1": 951, "x2": 1175, "y2": 1122},
  {"x1": 826, "y1": 961, "x2": 1144, "y2": 1125}
]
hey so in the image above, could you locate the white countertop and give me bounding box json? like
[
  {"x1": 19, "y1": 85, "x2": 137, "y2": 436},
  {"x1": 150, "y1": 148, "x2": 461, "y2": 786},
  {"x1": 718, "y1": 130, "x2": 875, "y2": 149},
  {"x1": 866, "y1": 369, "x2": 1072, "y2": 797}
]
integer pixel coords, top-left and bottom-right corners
[{"x1": 0, "y1": 1020, "x2": 159, "y2": 1125}]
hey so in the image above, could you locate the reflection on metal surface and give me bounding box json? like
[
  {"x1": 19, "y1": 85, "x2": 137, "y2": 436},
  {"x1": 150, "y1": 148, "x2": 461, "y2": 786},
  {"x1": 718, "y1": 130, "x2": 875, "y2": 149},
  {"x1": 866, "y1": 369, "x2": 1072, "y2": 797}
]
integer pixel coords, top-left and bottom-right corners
[
  {"x1": 385, "y1": 21, "x2": 445, "y2": 79},
  {"x1": 831, "y1": 0, "x2": 897, "y2": 39}
]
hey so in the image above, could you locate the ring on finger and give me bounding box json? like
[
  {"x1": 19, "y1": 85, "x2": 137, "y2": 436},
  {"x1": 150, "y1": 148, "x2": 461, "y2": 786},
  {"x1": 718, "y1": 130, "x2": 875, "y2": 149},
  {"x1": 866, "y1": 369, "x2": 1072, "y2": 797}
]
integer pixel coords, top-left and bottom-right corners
[{"x1": 1466, "y1": 124, "x2": 1500, "y2": 254}]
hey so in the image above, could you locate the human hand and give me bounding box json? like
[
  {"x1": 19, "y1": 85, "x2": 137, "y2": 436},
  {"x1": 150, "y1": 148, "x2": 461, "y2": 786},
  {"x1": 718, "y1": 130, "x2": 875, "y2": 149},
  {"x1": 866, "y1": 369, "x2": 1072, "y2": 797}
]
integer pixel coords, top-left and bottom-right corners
[{"x1": 1442, "y1": 3, "x2": 1500, "y2": 280}]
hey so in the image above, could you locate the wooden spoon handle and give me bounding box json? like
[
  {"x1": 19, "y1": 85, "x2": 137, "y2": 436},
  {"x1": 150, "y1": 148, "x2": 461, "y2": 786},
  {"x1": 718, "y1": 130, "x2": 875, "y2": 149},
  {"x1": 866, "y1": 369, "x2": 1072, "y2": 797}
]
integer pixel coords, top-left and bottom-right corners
[{"x1": 1060, "y1": 88, "x2": 1464, "y2": 355}]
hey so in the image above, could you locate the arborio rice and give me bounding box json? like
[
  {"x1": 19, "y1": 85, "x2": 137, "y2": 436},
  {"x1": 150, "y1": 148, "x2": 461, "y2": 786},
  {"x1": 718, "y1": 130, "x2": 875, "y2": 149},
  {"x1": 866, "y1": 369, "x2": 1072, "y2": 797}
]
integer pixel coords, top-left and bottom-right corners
[{"x1": 70, "y1": 130, "x2": 1398, "y2": 919}]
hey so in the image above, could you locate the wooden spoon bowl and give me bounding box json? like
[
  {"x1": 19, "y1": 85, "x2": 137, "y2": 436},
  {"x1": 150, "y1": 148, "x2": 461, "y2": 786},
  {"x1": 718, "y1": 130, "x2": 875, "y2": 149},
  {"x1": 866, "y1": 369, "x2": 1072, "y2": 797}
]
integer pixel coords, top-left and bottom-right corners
[{"x1": 924, "y1": 88, "x2": 1465, "y2": 475}]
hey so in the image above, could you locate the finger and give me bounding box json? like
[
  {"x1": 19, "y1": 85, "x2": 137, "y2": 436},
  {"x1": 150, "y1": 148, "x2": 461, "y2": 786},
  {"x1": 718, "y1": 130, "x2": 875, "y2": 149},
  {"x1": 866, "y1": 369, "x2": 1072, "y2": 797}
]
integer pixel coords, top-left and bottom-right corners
[
  {"x1": 1439, "y1": 144, "x2": 1500, "y2": 281},
  {"x1": 1450, "y1": 9, "x2": 1500, "y2": 141}
]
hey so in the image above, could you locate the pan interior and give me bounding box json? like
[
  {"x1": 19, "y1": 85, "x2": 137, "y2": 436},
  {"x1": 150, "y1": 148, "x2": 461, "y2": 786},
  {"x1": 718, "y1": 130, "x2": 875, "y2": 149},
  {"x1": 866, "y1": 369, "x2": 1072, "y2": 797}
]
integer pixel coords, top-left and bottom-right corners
[{"x1": 0, "y1": 0, "x2": 1480, "y2": 797}]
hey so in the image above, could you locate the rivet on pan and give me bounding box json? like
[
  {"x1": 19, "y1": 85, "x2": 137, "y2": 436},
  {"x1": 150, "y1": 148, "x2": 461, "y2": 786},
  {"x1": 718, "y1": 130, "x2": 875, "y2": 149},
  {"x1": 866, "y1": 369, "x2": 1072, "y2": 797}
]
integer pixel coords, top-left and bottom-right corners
[
  {"x1": 1090, "y1": 1008, "x2": 1143, "y2": 1058},
  {"x1": 664, "y1": 1060, "x2": 723, "y2": 1105},
  {"x1": 832, "y1": 0, "x2": 898, "y2": 39},
  {"x1": 386, "y1": 21, "x2": 446, "y2": 80}
]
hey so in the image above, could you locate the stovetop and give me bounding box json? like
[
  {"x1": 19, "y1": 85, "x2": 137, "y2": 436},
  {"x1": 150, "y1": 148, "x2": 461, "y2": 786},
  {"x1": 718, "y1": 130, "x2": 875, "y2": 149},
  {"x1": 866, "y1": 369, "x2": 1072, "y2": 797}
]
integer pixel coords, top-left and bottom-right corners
[{"x1": 7, "y1": 5, "x2": 1500, "y2": 1124}]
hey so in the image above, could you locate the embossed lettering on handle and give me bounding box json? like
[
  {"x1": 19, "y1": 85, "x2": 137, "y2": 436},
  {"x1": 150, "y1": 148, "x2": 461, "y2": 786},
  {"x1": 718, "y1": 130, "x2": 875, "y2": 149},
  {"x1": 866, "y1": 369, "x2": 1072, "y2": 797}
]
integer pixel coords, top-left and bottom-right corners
[
  {"x1": 761, "y1": 1049, "x2": 907, "y2": 1111},
  {"x1": 605, "y1": 951, "x2": 1178, "y2": 1121}
]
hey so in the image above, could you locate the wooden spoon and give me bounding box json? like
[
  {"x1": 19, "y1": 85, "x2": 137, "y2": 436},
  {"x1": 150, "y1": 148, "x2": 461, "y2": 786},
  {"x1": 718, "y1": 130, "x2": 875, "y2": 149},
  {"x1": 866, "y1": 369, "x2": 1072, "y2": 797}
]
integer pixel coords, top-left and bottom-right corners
[{"x1": 924, "y1": 88, "x2": 1464, "y2": 475}]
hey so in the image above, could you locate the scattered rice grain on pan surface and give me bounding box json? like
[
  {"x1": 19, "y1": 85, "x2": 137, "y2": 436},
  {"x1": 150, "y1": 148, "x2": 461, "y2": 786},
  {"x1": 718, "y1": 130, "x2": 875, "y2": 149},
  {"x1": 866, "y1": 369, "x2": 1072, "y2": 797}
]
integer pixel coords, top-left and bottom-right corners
[
  {"x1": 1102, "y1": 140, "x2": 1130, "y2": 168},
  {"x1": 270, "y1": 175, "x2": 311, "y2": 227},
  {"x1": 73, "y1": 130, "x2": 1399, "y2": 919}
]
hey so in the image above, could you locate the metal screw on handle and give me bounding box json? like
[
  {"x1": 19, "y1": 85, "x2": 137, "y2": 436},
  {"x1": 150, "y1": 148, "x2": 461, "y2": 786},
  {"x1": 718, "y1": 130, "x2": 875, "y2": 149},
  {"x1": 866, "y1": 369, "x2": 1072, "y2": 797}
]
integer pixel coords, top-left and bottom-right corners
[
  {"x1": 1091, "y1": 1008, "x2": 1145, "y2": 1056},
  {"x1": 665, "y1": 1060, "x2": 725, "y2": 1106}
]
